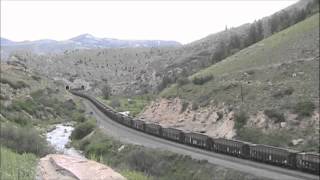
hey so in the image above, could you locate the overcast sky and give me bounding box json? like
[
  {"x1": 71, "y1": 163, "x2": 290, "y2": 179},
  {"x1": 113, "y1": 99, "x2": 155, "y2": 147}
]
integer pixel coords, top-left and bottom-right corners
[{"x1": 1, "y1": 1, "x2": 297, "y2": 44}]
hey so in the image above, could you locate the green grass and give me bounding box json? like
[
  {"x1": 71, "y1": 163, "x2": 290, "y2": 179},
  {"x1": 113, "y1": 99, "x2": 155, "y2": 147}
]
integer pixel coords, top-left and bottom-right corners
[
  {"x1": 98, "y1": 95, "x2": 153, "y2": 117},
  {"x1": 120, "y1": 170, "x2": 151, "y2": 180},
  {"x1": 0, "y1": 146, "x2": 37, "y2": 180}
]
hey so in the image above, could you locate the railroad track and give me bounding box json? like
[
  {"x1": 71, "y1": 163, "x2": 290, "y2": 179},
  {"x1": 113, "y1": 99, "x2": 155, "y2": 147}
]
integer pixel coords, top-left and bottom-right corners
[{"x1": 75, "y1": 94, "x2": 319, "y2": 180}]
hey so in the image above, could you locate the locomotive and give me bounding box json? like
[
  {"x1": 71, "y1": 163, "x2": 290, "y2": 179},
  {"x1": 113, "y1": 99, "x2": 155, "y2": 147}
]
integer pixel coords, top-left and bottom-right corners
[{"x1": 70, "y1": 90, "x2": 320, "y2": 175}]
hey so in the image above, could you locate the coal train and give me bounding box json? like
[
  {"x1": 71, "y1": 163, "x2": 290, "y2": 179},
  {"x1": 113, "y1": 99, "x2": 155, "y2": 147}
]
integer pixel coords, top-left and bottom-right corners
[{"x1": 70, "y1": 90, "x2": 320, "y2": 175}]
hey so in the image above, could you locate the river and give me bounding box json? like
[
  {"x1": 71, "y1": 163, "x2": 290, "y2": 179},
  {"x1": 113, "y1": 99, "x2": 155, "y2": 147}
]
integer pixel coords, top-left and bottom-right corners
[{"x1": 46, "y1": 123, "x2": 84, "y2": 158}]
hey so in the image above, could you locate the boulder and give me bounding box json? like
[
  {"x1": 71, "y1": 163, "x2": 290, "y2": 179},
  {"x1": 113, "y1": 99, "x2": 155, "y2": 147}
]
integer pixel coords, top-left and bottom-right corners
[{"x1": 38, "y1": 154, "x2": 126, "y2": 180}]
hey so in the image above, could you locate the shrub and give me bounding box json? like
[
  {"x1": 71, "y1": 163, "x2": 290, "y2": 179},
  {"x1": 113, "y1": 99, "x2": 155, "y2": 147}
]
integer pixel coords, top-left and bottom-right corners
[
  {"x1": 264, "y1": 109, "x2": 285, "y2": 123},
  {"x1": 191, "y1": 102, "x2": 199, "y2": 110},
  {"x1": 2, "y1": 111, "x2": 32, "y2": 126},
  {"x1": 15, "y1": 81, "x2": 29, "y2": 89},
  {"x1": 71, "y1": 120, "x2": 96, "y2": 140},
  {"x1": 236, "y1": 128, "x2": 291, "y2": 147},
  {"x1": 85, "y1": 141, "x2": 112, "y2": 156},
  {"x1": 111, "y1": 99, "x2": 121, "y2": 108},
  {"x1": 128, "y1": 99, "x2": 136, "y2": 105},
  {"x1": 272, "y1": 87, "x2": 294, "y2": 98},
  {"x1": 217, "y1": 112, "x2": 223, "y2": 121},
  {"x1": 30, "y1": 89, "x2": 45, "y2": 99},
  {"x1": 192, "y1": 75, "x2": 213, "y2": 85},
  {"x1": 31, "y1": 75, "x2": 41, "y2": 81},
  {"x1": 0, "y1": 123, "x2": 53, "y2": 156},
  {"x1": 293, "y1": 101, "x2": 315, "y2": 117},
  {"x1": 11, "y1": 99, "x2": 39, "y2": 116},
  {"x1": 177, "y1": 77, "x2": 190, "y2": 87},
  {"x1": 102, "y1": 85, "x2": 112, "y2": 99},
  {"x1": 62, "y1": 99, "x2": 76, "y2": 111},
  {"x1": 0, "y1": 94, "x2": 9, "y2": 100},
  {"x1": 71, "y1": 112, "x2": 86, "y2": 122},
  {"x1": 234, "y1": 111, "x2": 248, "y2": 130},
  {"x1": 180, "y1": 101, "x2": 189, "y2": 113},
  {"x1": 0, "y1": 78, "x2": 29, "y2": 89}
]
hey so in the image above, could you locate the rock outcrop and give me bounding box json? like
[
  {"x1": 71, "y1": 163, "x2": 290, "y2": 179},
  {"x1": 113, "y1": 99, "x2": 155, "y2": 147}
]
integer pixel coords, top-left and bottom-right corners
[
  {"x1": 37, "y1": 154, "x2": 126, "y2": 180},
  {"x1": 139, "y1": 98, "x2": 236, "y2": 139}
]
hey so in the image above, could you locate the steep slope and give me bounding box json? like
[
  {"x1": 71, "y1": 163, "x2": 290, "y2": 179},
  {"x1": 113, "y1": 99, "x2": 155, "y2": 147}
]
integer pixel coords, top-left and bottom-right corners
[{"x1": 140, "y1": 13, "x2": 320, "y2": 152}]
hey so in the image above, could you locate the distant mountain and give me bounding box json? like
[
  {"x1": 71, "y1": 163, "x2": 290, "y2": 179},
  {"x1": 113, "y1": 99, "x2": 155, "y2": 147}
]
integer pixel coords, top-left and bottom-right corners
[
  {"x1": 1, "y1": 38, "x2": 15, "y2": 46},
  {"x1": 69, "y1": 33, "x2": 181, "y2": 48},
  {"x1": 0, "y1": 34, "x2": 181, "y2": 60}
]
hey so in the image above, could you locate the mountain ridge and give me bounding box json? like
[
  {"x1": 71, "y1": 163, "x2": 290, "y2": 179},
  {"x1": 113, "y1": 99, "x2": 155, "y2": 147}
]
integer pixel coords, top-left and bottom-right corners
[{"x1": 0, "y1": 34, "x2": 181, "y2": 60}]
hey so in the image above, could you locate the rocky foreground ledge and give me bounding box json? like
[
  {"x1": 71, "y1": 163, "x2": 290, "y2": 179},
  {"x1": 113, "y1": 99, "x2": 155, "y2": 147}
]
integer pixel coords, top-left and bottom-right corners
[{"x1": 37, "y1": 154, "x2": 126, "y2": 180}]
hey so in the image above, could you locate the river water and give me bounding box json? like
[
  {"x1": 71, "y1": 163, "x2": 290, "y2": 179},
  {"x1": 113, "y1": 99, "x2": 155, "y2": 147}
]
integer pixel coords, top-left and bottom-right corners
[{"x1": 46, "y1": 123, "x2": 84, "y2": 158}]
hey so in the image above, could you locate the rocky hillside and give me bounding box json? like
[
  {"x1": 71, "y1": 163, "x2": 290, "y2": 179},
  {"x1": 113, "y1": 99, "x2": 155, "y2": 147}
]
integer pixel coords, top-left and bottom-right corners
[
  {"x1": 140, "y1": 13, "x2": 320, "y2": 152},
  {"x1": 5, "y1": 47, "x2": 179, "y2": 95},
  {"x1": 2, "y1": 0, "x2": 317, "y2": 96}
]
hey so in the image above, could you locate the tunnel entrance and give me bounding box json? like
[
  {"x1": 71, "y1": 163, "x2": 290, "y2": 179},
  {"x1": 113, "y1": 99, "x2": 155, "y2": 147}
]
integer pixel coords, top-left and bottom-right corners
[
  {"x1": 81, "y1": 85, "x2": 85, "y2": 90},
  {"x1": 66, "y1": 85, "x2": 70, "y2": 90}
]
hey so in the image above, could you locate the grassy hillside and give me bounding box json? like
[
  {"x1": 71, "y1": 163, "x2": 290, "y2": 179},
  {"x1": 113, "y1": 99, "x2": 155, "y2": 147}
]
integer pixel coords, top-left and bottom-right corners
[
  {"x1": 161, "y1": 13, "x2": 319, "y2": 111},
  {"x1": 0, "y1": 147, "x2": 37, "y2": 180},
  {"x1": 159, "y1": 14, "x2": 319, "y2": 151}
]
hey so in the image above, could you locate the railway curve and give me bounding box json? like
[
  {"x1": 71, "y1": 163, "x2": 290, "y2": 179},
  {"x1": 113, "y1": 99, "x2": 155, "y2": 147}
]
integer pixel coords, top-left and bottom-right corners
[{"x1": 75, "y1": 93, "x2": 319, "y2": 180}]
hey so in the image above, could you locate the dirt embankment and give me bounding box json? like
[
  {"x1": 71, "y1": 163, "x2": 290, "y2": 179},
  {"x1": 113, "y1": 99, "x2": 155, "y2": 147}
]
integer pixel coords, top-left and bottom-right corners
[{"x1": 37, "y1": 154, "x2": 126, "y2": 180}]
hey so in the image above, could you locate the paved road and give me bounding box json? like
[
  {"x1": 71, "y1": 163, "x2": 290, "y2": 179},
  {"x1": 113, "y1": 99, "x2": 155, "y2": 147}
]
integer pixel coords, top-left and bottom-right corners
[{"x1": 81, "y1": 98, "x2": 319, "y2": 180}]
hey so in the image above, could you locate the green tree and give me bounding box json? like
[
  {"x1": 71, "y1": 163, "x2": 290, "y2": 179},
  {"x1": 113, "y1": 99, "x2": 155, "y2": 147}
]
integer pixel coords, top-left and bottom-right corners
[{"x1": 102, "y1": 84, "x2": 112, "y2": 99}]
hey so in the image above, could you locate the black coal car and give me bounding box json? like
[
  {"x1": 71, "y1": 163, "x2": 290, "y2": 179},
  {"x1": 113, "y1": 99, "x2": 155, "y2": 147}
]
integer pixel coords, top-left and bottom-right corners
[
  {"x1": 131, "y1": 119, "x2": 145, "y2": 131},
  {"x1": 145, "y1": 122, "x2": 162, "y2": 136},
  {"x1": 184, "y1": 132, "x2": 211, "y2": 149},
  {"x1": 296, "y1": 152, "x2": 320, "y2": 174},
  {"x1": 249, "y1": 144, "x2": 298, "y2": 168},
  {"x1": 162, "y1": 127, "x2": 184, "y2": 142},
  {"x1": 122, "y1": 116, "x2": 132, "y2": 127},
  {"x1": 213, "y1": 138, "x2": 251, "y2": 158}
]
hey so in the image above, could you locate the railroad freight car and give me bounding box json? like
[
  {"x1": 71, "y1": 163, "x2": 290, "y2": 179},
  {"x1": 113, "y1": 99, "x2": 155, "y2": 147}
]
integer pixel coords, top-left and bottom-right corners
[
  {"x1": 184, "y1": 132, "x2": 211, "y2": 149},
  {"x1": 250, "y1": 144, "x2": 298, "y2": 168},
  {"x1": 122, "y1": 115, "x2": 132, "y2": 127},
  {"x1": 296, "y1": 152, "x2": 320, "y2": 174},
  {"x1": 213, "y1": 138, "x2": 250, "y2": 158},
  {"x1": 69, "y1": 90, "x2": 320, "y2": 175},
  {"x1": 132, "y1": 119, "x2": 145, "y2": 131},
  {"x1": 145, "y1": 122, "x2": 162, "y2": 136},
  {"x1": 162, "y1": 127, "x2": 184, "y2": 142}
]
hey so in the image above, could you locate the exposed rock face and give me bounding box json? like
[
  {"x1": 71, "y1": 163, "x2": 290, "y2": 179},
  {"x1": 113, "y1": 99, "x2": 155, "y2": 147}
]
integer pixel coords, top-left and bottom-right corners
[
  {"x1": 139, "y1": 98, "x2": 320, "y2": 143},
  {"x1": 38, "y1": 154, "x2": 126, "y2": 180},
  {"x1": 139, "y1": 98, "x2": 236, "y2": 139}
]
